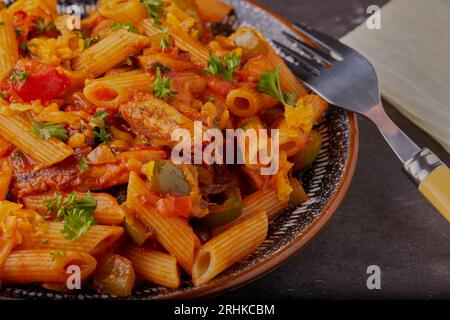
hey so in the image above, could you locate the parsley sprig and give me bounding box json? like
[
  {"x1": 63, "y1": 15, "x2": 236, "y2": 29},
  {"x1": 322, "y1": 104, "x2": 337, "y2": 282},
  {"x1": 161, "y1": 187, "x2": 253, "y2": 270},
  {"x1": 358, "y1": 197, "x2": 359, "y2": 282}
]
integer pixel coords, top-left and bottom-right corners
[
  {"x1": 203, "y1": 51, "x2": 241, "y2": 82},
  {"x1": 45, "y1": 192, "x2": 97, "y2": 240},
  {"x1": 77, "y1": 156, "x2": 90, "y2": 171},
  {"x1": 152, "y1": 67, "x2": 177, "y2": 101},
  {"x1": 257, "y1": 66, "x2": 297, "y2": 106},
  {"x1": 91, "y1": 111, "x2": 112, "y2": 145},
  {"x1": 83, "y1": 35, "x2": 100, "y2": 49},
  {"x1": 160, "y1": 35, "x2": 171, "y2": 51},
  {"x1": 141, "y1": 0, "x2": 164, "y2": 26},
  {"x1": 8, "y1": 70, "x2": 29, "y2": 84},
  {"x1": 111, "y1": 21, "x2": 140, "y2": 34},
  {"x1": 31, "y1": 122, "x2": 69, "y2": 142}
]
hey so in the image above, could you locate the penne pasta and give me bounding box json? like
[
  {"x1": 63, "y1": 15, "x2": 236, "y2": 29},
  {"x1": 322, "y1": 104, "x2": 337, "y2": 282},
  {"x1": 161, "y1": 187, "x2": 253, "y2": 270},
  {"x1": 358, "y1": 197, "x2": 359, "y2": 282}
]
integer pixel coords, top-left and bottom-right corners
[
  {"x1": 127, "y1": 172, "x2": 199, "y2": 273},
  {"x1": 73, "y1": 29, "x2": 150, "y2": 78},
  {"x1": 226, "y1": 87, "x2": 279, "y2": 117},
  {"x1": 0, "y1": 9, "x2": 19, "y2": 80},
  {"x1": 0, "y1": 114, "x2": 73, "y2": 166},
  {"x1": 172, "y1": 71, "x2": 207, "y2": 94},
  {"x1": 304, "y1": 94, "x2": 329, "y2": 124},
  {"x1": 143, "y1": 19, "x2": 209, "y2": 65},
  {"x1": 122, "y1": 245, "x2": 181, "y2": 289},
  {"x1": 195, "y1": 0, "x2": 232, "y2": 23},
  {"x1": 98, "y1": 0, "x2": 148, "y2": 26},
  {"x1": 0, "y1": 0, "x2": 329, "y2": 293},
  {"x1": 0, "y1": 249, "x2": 97, "y2": 284},
  {"x1": 22, "y1": 192, "x2": 126, "y2": 226},
  {"x1": 192, "y1": 210, "x2": 268, "y2": 286},
  {"x1": 84, "y1": 70, "x2": 154, "y2": 108},
  {"x1": 17, "y1": 222, "x2": 124, "y2": 256}
]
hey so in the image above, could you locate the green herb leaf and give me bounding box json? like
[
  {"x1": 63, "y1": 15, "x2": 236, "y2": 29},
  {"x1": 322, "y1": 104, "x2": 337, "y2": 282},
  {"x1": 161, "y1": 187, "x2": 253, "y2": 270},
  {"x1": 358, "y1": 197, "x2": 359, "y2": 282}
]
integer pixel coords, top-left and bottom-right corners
[
  {"x1": 141, "y1": 0, "x2": 164, "y2": 26},
  {"x1": 93, "y1": 110, "x2": 110, "y2": 120},
  {"x1": 45, "y1": 192, "x2": 97, "y2": 240},
  {"x1": 0, "y1": 92, "x2": 5, "y2": 99},
  {"x1": 83, "y1": 35, "x2": 100, "y2": 48},
  {"x1": 203, "y1": 51, "x2": 241, "y2": 82},
  {"x1": 8, "y1": 70, "x2": 29, "y2": 84},
  {"x1": 77, "y1": 156, "x2": 90, "y2": 171},
  {"x1": 111, "y1": 21, "x2": 140, "y2": 34},
  {"x1": 256, "y1": 66, "x2": 284, "y2": 103},
  {"x1": 160, "y1": 35, "x2": 171, "y2": 51},
  {"x1": 49, "y1": 250, "x2": 66, "y2": 262},
  {"x1": 15, "y1": 28, "x2": 24, "y2": 37},
  {"x1": 33, "y1": 18, "x2": 59, "y2": 36},
  {"x1": 283, "y1": 92, "x2": 297, "y2": 107},
  {"x1": 150, "y1": 61, "x2": 171, "y2": 73},
  {"x1": 93, "y1": 126, "x2": 111, "y2": 145},
  {"x1": 152, "y1": 67, "x2": 177, "y2": 101},
  {"x1": 31, "y1": 122, "x2": 69, "y2": 141}
]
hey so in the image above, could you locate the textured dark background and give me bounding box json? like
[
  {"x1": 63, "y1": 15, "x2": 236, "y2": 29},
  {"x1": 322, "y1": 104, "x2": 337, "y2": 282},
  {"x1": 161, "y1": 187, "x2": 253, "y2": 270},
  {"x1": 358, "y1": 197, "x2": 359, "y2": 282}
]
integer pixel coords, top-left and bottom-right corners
[{"x1": 221, "y1": 0, "x2": 450, "y2": 300}]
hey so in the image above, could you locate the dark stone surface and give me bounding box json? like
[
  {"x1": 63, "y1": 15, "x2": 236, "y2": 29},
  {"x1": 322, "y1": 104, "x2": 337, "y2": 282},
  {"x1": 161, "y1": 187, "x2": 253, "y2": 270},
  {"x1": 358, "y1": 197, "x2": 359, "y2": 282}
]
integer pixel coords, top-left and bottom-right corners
[{"x1": 221, "y1": 0, "x2": 450, "y2": 300}]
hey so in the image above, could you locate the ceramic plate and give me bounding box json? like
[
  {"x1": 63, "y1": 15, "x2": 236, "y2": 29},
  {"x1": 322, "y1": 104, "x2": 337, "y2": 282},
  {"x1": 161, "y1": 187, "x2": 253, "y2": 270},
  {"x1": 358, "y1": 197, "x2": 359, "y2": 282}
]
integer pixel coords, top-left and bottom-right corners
[{"x1": 0, "y1": 0, "x2": 359, "y2": 300}]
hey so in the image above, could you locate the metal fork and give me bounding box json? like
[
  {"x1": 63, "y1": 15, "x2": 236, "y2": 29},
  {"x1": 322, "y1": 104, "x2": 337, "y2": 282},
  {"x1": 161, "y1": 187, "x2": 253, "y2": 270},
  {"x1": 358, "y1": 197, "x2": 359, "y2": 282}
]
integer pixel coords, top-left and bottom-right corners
[{"x1": 274, "y1": 22, "x2": 450, "y2": 220}]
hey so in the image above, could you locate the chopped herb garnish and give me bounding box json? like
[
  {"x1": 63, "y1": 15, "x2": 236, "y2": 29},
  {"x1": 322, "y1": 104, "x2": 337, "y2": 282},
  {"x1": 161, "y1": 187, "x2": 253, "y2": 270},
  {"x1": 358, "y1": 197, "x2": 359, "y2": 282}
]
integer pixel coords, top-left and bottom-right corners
[
  {"x1": 139, "y1": 106, "x2": 147, "y2": 111},
  {"x1": 49, "y1": 250, "x2": 66, "y2": 262},
  {"x1": 93, "y1": 126, "x2": 111, "y2": 145},
  {"x1": 32, "y1": 18, "x2": 59, "y2": 36},
  {"x1": 212, "y1": 118, "x2": 220, "y2": 129},
  {"x1": 45, "y1": 192, "x2": 97, "y2": 240},
  {"x1": 14, "y1": 28, "x2": 23, "y2": 37},
  {"x1": 12, "y1": 151, "x2": 22, "y2": 159},
  {"x1": 152, "y1": 67, "x2": 177, "y2": 101},
  {"x1": 160, "y1": 35, "x2": 171, "y2": 51},
  {"x1": 203, "y1": 51, "x2": 241, "y2": 82},
  {"x1": 42, "y1": 239, "x2": 50, "y2": 245},
  {"x1": 77, "y1": 156, "x2": 90, "y2": 171},
  {"x1": 91, "y1": 111, "x2": 111, "y2": 146},
  {"x1": 93, "y1": 110, "x2": 110, "y2": 120},
  {"x1": 31, "y1": 122, "x2": 69, "y2": 142},
  {"x1": 0, "y1": 92, "x2": 5, "y2": 99},
  {"x1": 257, "y1": 65, "x2": 297, "y2": 107},
  {"x1": 209, "y1": 96, "x2": 216, "y2": 104},
  {"x1": 83, "y1": 35, "x2": 100, "y2": 48},
  {"x1": 111, "y1": 21, "x2": 140, "y2": 34},
  {"x1": 150, "y1": 61, "x2": 171, "y2": 73},
  {"x1": 141, "y1": 0, "x2": 164, "y2": 26},
  {"x1": 283, "y1": 92, "x2": 297, "y2": 107},
  {"x1": 8, "y1": 70, "x2": 29, "y2": 84}
]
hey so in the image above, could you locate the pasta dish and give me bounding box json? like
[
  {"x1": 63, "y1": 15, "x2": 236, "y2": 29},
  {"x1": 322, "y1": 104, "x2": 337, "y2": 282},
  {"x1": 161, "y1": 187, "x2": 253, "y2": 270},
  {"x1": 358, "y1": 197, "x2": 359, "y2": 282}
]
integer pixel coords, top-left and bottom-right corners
[{"x1": 0, "y1": 0, "x2": 328, "y2": 296}]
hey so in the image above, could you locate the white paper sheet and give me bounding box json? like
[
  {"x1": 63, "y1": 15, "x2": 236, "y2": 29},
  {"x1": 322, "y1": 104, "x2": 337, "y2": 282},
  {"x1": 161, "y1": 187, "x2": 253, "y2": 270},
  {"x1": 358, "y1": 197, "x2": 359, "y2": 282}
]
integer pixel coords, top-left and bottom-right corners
[{"x1": 341, "y1": 0, "x2": 450, "y2": 153}]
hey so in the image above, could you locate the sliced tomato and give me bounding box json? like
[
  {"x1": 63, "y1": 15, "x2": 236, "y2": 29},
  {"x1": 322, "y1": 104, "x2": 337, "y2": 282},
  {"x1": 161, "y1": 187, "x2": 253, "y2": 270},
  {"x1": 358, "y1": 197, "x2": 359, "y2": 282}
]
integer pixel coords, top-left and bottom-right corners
[
  {"x1": 6, "y1": 59, "x2": 71, "y2": 103},
  {"x1": 156, "y1": 196, "x2": 193, "y2": 218}
]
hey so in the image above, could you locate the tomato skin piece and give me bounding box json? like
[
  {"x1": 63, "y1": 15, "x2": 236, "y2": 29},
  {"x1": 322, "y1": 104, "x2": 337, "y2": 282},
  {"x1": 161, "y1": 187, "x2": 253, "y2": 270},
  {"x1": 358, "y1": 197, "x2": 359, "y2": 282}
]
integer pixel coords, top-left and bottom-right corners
[
  {"x1": 9, "y1": 59, "x2": 71, "y2": 103},
  {"x1": 157, "y1": 196, "x2": 193, "y2": 218}
]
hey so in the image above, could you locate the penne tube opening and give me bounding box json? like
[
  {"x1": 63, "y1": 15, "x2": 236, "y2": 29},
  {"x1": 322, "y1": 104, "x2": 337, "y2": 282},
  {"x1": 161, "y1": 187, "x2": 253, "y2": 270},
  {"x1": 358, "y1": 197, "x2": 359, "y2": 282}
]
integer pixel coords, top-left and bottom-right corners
[
  {"x1": 84, "y1": 81, "x2": 127, "y2": 108},
  {"x1": 192, "y1": 210, "x2": 268, "y2": 286},
  {"x1": 192, "y1": 251, "x2": 212, "y2": 281}
]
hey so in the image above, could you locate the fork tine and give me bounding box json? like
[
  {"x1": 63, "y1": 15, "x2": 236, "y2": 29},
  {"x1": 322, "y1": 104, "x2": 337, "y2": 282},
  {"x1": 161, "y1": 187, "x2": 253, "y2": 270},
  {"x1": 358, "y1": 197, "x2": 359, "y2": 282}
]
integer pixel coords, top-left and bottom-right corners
[
  {"x1": 293, "y1": 22, "x2": 350, "y2": 57},
  {"x1": 282, "y1": 31, "x2": 335, "y2": 65},
  {"x1": 273, "y1": 40, "x2": 324, "y2": 76},
  {"x1": 282, "y1": 59, "x2": 316, "y2": 87}
]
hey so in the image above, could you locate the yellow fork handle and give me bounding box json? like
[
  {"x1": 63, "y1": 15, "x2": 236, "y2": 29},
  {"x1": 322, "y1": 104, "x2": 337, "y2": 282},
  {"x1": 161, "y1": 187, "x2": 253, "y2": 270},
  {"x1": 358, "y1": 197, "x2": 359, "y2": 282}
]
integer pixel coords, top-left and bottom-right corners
[{"x1": 419, "y1": 165, "x2": 450, "y2": 221}]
